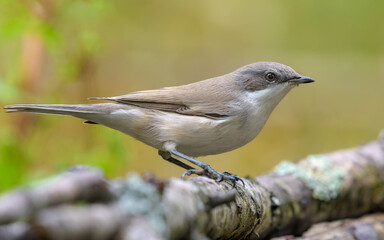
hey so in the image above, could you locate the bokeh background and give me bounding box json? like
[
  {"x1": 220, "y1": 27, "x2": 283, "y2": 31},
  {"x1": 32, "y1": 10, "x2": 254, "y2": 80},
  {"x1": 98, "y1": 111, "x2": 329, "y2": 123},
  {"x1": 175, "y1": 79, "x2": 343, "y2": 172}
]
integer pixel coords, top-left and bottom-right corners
[{"x1": 1, "y1": 0, "x2": 383, "y2": 192}]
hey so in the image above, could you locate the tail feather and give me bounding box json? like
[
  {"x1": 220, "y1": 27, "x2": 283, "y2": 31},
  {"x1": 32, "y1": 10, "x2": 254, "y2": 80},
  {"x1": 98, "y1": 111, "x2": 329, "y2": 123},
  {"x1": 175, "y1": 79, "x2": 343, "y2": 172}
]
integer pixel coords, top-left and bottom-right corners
[
  {"x1": 4, "y1": 104, "x2": 104, "y2": 116},
  {"x1": 4, "y1": 103, "x2": 137, "y2": 134}
]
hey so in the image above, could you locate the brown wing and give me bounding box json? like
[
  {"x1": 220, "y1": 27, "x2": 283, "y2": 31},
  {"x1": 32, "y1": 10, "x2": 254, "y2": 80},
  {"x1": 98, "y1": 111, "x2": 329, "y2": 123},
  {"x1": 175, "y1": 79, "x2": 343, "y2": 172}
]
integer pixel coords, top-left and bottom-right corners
[
  {"x1": 91, "y1": 75, "x2": 241, "y2": 119},
  {"x1": 110, "y1": 89, "x2": 192, "y2": 114}
]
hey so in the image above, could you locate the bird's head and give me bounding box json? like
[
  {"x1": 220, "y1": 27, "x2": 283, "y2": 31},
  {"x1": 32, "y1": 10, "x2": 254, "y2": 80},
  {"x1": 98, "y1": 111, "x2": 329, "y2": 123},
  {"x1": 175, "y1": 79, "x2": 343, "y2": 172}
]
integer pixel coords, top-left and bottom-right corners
[
  {"x1": 235, "y1": 61, "x2": 314, "y2": 90},
  {"x1": 233, "y1": 61, "x2": 314, "y2": 109},
  {"x1": 234, "y1": 61, "x2": 314, "y2": 101}
]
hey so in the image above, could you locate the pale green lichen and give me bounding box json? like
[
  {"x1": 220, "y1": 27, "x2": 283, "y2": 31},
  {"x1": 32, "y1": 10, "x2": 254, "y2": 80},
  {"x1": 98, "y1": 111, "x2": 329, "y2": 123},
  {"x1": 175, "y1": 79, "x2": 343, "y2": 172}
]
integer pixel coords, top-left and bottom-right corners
[
  {"x1": 114, "y1": 173, "x2": 168, "y2": 238},
  {"x1": 274, "y1": 155, "x2": 344, "y2": 201}
]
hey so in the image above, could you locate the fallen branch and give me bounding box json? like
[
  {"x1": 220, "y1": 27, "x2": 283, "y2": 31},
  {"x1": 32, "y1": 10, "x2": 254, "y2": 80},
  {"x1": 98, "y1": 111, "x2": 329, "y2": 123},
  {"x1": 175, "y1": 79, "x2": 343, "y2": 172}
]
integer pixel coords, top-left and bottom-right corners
[
  {"x1": 272, "y1": 213, "x2": 384, "y2": 240},
  {"x1": 0, "y1": 136, "x2": 383, "y2": 239}
]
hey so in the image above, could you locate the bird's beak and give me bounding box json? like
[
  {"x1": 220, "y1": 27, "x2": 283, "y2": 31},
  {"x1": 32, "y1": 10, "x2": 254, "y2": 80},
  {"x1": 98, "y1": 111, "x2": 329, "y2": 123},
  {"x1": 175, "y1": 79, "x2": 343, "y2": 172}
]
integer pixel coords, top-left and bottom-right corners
[{"x1": 288, "y1": 76, "x2": 315, "y2": 84}]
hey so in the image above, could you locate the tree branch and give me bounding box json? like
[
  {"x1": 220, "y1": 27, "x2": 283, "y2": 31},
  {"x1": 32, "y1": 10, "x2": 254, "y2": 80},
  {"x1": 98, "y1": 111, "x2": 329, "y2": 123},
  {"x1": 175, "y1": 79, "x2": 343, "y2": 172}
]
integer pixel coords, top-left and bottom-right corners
[
  {"x1": 0, "y1": 137, "x2": 383, "y2": 239},
  {"x1": 272, "y1": 213, "x2": 384, "y2": 240}
]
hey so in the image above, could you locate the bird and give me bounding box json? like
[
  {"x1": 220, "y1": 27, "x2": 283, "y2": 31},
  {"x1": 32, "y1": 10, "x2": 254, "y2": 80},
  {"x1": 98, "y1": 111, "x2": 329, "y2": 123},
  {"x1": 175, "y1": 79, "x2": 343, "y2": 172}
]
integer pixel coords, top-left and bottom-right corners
[{"x1": 4, "y1": 62, "x2": 314, "y2": 183}]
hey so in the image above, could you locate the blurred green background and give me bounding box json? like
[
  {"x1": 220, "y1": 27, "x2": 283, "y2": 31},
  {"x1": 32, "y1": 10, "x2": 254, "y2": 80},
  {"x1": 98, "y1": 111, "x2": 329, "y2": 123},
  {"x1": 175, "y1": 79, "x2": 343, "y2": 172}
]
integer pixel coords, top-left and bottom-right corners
[{"x1": 1, "y1": 0, "x2": 383, "y2": 192}]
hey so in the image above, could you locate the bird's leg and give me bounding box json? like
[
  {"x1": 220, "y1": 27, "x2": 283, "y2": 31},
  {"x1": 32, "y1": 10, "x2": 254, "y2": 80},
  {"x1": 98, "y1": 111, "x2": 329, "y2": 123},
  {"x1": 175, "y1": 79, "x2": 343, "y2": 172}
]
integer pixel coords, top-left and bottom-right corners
[
  {"x1": 158, "y1": 150, "x2": 195, "y2": 170},
  {"x1": 168, "y1": 149, "x2": 244, "y2": 185}
]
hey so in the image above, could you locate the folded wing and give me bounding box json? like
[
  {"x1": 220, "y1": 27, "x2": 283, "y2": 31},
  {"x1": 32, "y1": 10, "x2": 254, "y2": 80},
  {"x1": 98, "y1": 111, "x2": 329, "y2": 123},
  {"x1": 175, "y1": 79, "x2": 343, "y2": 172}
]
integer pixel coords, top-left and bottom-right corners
[{"x1": 91, "y1": 76, "x2": 239, "y2": 119}]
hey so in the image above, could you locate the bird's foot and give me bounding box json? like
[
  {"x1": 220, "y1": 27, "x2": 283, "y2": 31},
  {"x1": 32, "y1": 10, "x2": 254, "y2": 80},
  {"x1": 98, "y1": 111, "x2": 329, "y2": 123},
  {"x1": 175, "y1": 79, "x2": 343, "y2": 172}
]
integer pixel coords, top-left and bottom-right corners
[
  {"x1": 181, "y1": 167, "x2": 244, "y2": 187},
  {"x1": 166, "y1": 148, "x2": 244, "y2": 186},
  {"x1": 181, "y1": 168, "x2": 206, "y2": 179},
  {"x1": 222, "y1": 171, "x2": 245, "y2": 187}
]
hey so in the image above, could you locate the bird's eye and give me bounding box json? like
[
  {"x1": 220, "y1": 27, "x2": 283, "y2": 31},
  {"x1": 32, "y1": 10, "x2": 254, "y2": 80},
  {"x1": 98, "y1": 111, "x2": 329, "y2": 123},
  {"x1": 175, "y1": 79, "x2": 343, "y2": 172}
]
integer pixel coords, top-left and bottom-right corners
[{"x1": 265, "y1": 73, "x2": 276, "y2": 82}]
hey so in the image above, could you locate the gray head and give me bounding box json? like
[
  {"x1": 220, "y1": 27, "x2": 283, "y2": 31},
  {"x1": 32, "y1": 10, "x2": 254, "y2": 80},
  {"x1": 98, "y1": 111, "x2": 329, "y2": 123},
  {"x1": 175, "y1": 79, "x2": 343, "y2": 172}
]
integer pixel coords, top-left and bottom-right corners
[{"x1": 234, "y1": 62, "x2": 314, "y2": 92}]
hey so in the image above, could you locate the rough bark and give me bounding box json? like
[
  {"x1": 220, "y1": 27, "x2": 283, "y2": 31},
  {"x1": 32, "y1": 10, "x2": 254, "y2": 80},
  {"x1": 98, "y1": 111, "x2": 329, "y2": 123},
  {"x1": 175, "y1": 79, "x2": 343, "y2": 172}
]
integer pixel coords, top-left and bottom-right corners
[
  {"x1": 0, "y1": 137, "x2": 383, "y2": 240},
  {"x1": 272, "y1": 213, "x2": 384, "y2": 240}
]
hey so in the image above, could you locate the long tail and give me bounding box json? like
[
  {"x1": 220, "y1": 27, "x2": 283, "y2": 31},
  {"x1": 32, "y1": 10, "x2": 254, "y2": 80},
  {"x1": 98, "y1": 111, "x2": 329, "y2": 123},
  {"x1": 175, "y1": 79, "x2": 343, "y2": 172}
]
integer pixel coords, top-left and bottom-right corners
[
  {"x1": 4, "y1": 102, "x2": 141, "y2": 135},
  {"x1": 4, "y1": 104, "x2": 106, "y2": 115},
  {"x1": 3, "y1": 103, "x2": 122, "y2": 125}
]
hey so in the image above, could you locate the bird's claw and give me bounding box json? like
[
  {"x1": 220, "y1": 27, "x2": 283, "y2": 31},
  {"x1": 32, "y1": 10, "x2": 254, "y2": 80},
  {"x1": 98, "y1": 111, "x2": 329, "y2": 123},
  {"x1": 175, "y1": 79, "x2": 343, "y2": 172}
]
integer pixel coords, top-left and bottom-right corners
[
  {"x1": 181, "y1": 169, "x2": 205, "y2": 179},
  {"x1": 215, "y1": 174, "x2": 223, "y2": 182},
  {"x1": 181, "y1": 167, "x2": 244, "y2": 187},
  {"x1": 223, "y1": 171, "x2": 245, "y2": 187}
]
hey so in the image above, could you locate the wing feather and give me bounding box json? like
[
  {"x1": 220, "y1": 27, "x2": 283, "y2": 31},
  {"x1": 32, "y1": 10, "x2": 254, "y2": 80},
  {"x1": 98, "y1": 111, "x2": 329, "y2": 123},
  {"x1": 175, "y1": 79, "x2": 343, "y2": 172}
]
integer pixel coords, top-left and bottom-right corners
[{"x1": 91, "y1": 74, "x2": 241, "y2": 119}]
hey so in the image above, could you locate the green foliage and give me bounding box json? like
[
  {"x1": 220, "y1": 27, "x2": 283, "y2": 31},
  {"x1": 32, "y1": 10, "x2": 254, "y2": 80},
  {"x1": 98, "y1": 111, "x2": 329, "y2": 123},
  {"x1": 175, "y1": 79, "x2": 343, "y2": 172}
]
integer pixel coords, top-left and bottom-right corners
[
  {"x1": 0, "y1": 0, "x2": 383, "y2": 192},
  {"x1": 0, "y1": 78, "x2": 20, "y2": 102},
  {"x1": 0, "y1": 0, "x2": 118, "y2": 192},
  {"x1": 0, "y1": 129, "x2": 27, "y2": 190}
]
